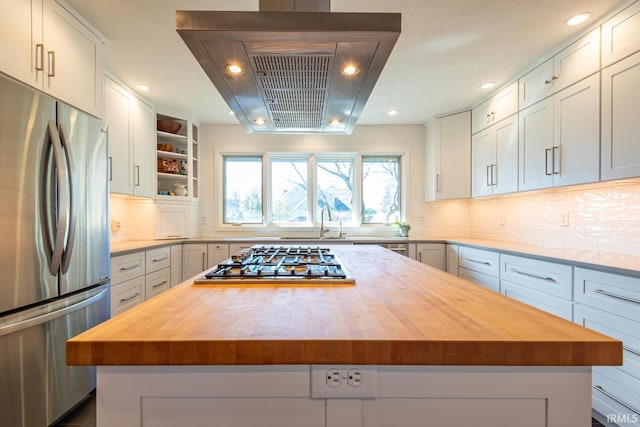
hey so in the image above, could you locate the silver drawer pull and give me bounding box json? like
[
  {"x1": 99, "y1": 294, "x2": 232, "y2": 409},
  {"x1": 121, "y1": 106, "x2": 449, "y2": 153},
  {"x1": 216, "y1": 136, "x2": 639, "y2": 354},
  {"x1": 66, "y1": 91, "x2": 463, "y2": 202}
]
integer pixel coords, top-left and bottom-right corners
[
  {"x1": 594, "y1": 289, "x2": 640, "y2": 305},
  {"x1": 463, "y1": 257, "x2": 491, "y2": 266},
  {"x1": 152, "y1": 281, "x2": 168, "y2": 289},
  {"x1": 120, "y1": 292, "x2": 141, "y2": 302},
  {"x1": 152, "y1": 256, "x2": 168, "y2": 263},
  {"x1": 624, "y1": 346, "x2": 640, "y2": 358},
  {"x1": 593, "y1": 385, "x2": 640, "y2": 416},
  {"x1": 119, "y1": 264, "x2": 140, "y2": 272},
  {"x1": 509, "y1": 268, "x2": 555, "y2": 282}
]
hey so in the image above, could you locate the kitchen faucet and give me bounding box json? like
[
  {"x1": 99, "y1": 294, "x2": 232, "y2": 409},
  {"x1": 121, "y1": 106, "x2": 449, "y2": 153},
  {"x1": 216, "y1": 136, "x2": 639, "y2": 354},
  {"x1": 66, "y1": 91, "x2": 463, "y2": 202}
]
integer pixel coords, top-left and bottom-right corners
[{"x1": 320, "y1": 206, "x2": 332, "y2": 238}]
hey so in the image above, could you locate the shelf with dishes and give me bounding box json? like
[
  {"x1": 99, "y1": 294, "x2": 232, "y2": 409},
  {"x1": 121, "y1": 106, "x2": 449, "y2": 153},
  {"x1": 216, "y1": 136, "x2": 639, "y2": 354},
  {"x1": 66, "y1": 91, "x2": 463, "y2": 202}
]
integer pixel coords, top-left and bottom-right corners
[{"x1": 156, "y1": 113, "x2": 198, "y2": 198}]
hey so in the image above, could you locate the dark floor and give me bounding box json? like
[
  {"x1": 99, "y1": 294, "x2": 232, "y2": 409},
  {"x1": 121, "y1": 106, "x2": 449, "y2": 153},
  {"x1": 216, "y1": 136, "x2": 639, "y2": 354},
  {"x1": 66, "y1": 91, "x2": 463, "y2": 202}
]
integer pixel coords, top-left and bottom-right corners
[{"x1": 53, "y1": 391, "x2": 608, "y2": 426}]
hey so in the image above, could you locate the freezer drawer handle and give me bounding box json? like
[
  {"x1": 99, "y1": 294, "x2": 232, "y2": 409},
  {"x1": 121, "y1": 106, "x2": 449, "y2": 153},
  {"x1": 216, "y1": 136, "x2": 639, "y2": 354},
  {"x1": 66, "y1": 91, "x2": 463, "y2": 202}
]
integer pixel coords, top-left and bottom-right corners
[
  {"x1": 0, "y1": 287, "x2": 109, "y2": 337},
  {"x1": 120, "y1": 292, "x2": 141, "y2": 302},
  {"x1": 119, "y1": 264, "x2": 140, "y2": 272},
  {"x1": 594, "y1": 385, "x2": 640, "y2": 415},
  {"x1": 594, "y1": 289, "x2": 640, "y2": 305},
  {"x1": 509, "y1": 268, "x2": 556, "y2": 282}
]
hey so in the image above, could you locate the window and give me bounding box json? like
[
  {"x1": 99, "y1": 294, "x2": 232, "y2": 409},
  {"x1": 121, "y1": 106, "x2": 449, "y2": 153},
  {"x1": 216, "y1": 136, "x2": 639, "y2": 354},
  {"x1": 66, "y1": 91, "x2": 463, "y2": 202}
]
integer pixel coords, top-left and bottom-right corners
[
  {"x1": 316, "y1": 158, "x2": 354, "y2": 223},
  {"x1": 362, "y1": 156, "x2": 401, "y2": 223},
  {"x1": 271, "y1": 157, "x2": 308, "y2": 223},
  {"x1": 222, "y1": 154, "x2": 402, "y2": 226},
  {"x1": 223, "y1": 156, "x2": 262, "y2": 223}
]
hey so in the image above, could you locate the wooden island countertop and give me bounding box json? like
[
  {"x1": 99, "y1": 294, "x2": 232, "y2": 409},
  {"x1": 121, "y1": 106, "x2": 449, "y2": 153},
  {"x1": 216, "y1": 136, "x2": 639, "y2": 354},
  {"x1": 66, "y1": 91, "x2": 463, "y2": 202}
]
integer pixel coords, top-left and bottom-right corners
[{"x1": 67, "y1": 245, "x2": 621, "y2": 366}]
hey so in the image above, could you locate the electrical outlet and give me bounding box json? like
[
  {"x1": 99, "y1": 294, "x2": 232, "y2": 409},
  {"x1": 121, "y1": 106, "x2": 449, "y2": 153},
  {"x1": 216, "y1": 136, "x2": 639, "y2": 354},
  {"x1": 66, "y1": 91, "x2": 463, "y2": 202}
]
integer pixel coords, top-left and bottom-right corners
[
  {"x1": 560, "y1": 211, "x2": 570, "y2": 227},
  {"x1": 499, "y1": 214, "x2": 506, "y2": 226},
  {"x1": 311, "y1": 365, "x2": 378, "y2": 398}
]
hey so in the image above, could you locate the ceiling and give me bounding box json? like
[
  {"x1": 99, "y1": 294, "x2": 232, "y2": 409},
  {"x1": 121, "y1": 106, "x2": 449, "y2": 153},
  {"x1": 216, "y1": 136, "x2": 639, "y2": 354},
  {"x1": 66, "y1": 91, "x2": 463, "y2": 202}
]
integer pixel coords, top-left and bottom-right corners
[{"x1": 66, "y1": 0, "x2": 629, "y2": 127}]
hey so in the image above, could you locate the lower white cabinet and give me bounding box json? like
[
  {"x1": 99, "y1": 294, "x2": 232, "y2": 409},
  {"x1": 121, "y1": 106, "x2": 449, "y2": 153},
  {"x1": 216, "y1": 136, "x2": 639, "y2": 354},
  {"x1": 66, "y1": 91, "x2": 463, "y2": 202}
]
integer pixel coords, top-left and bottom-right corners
[
  {"x1": 458, "y1": 246, "x2": 500, "y2": 292},
  {"x1": 208, "y1": 243, "x2": 230, "y2": 267},
  {"x1": 111, "y1": 276, "x2": 145, "y2": 316},
  {"x1": 146, "y1": 246, "x2": 170, "y2": 274},
  {"x1": 446, "y1": 244, "x2": 459, "y2": 275},
  {"x1": 182, "y1": 243, "x2": 208, "y2": 281},
  {"x1": 145, "y1": 267, "x2": 171, "y2": 300},
  {"x1": 170, "y1": 245, "x2": 182, "y2": 286},
  {"x1": 459, "y1": 268, "x2": 500, "y2": 293},
  {"x1": 414, "y1": 244, "x2": 445, "y2": 270}
]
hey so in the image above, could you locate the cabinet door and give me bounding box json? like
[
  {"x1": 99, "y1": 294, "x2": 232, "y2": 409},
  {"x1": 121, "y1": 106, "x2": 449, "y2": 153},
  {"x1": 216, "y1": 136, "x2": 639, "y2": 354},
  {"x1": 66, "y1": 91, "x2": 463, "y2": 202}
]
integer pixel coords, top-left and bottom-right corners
[
  {"x1": 145, "y1": 267, "x2": 171, "y2": 300},
  {"x1": 131, "y1": 99, "x2": 156, "y2": 197},
  {"x1": 493, "y1": 115, "x2": 519, "y2": 195},
  {"x1": 518, "y1": 97, "x2": 554, "y2": 191},
  {"x1": 519, "y1": 59, "x2": 554, "y2": 109},
  {"x1": 111, "y1": 276, "x2": 145, "y2": 317},
  {"x1": 182, "y1": 244, "x2": 207, "y2": 280},
  {"x1": 42, "y1": 0, "x2": 103, "y2": 117},
  {"x1": 471, "y1": 128, "x2": 495, "y2": 197},
  {"x1": 446, "y1": 245, "x2": 459, "y2": 275},
  {"x1": 111, "y1": 251, "x2": 145, "y2": 285},
  {"x1": 208, "y1": 244, "x2": 230, "y2": 268},
  {"x1": 170, "y1": 245, "x2": 182, "y2": 286},
  {"x1": 472, "y1": 82, "x2": 517, "y2": 133},
  {"x1": 415, "y1": 244, "x2": 445, "y2": 270},
  {"x1": 602, "y1": 1, "x2": 640, "y2": 67},
  {"x1": 553, "y1": 73, "x2": 600, "y2": 187},
  {"x1": 433, "y1": 111, "x2": 471, "y2": 200},
  {"x1": 104, "y1": 77, "x2": 133, "y2": 194},
  {"x1": 0, "y1": 0, "x2": 42, "y2": 88},
  {"x1": 553, "y1": 28, "x2": 600, "y2": 92},
  {"x1": 146, "y1": 246, "x2": 171, "y2": 274},
  {"x1": 602, "y1": 51, "x2": 640, "y2": 180},
  {"x1": 155, "y1": 203, "x2": 189, "y2": 239}
]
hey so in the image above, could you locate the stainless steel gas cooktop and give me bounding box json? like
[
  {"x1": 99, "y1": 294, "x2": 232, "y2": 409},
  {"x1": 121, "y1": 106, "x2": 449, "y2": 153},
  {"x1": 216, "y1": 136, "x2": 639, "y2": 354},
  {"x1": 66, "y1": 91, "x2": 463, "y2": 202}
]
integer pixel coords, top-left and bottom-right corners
[{"x1": 194, "y1": 246, "x2": 355, "y2": 285}]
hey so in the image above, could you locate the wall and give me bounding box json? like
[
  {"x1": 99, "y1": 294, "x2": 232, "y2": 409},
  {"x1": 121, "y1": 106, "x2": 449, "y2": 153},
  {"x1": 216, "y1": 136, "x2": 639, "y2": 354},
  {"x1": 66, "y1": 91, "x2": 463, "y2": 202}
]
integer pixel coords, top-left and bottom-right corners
[{"x1": 198, "y1": 124, "x2": 427, "y2": 237}]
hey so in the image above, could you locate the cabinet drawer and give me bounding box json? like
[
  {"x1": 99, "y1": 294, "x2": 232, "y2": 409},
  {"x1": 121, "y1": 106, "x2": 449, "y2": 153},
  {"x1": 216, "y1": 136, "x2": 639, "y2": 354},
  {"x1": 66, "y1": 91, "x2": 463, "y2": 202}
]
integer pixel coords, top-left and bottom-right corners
[
  {"x1": 501, "y1": 281, "x2": 572, "y2": 320},
  {"x1": 574, "y1": 304, "x2": 640, "y2": 368},
  {"x1": 458, "y1": 246, "x2": 500, "y2": 278},
  {"x1": 111, "y1": 276, "x2": 145, "y2": 316},
  {"x1": 593, "y1": 367, "x2": 640, "y2": 421},
  {"x1": 459, "y1": 267, "x2": 499, "y2": 292},
  {"x1": 471, "y1": 82, "x2": 518, "y2": 134},
  {"x1": 500, "y1": 255, "x2": 572, "y2": 300},
  {"x1": 111, "y1": 251, "x2": 146, "y2": 284},
  {"x1": 602, "y1": 1, "x2": 640, "y2": 67},
  {"x1": 146, "y1": 246, "x2": 171, "y2": 274},
  {"x1": 146, "y1": 267, "x2": 171, "y2": 300},
  {"x1": 574, "y1": 268, "x2": 640, "y2": 323}
]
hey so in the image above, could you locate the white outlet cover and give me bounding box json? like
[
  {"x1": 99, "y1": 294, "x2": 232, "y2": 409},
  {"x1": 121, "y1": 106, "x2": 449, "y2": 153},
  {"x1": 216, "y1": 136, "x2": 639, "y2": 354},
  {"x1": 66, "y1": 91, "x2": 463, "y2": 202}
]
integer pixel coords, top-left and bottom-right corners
[{"x1": 311, "y1": 365, "x2": 378, "y2": 399}]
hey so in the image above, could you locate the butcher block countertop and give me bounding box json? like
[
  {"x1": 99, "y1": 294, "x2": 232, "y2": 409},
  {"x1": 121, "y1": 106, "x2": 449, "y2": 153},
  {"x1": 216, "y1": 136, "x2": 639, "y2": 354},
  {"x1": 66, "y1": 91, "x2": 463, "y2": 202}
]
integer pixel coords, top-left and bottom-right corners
[{"x1": 68, "y1": 245, "x2": 622, "y2": 366}]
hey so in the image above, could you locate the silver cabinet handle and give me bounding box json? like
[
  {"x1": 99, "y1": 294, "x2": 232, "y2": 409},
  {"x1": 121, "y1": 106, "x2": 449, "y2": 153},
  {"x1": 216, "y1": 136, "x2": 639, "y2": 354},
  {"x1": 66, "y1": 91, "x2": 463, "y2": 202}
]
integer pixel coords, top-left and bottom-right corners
[
  {"x1": 152, "y1": 256, "x2": 168, "y2": 263},
  {"x1": 436, "y1": 174, "x2": 440, "y2": 192},
  {"x1": 152, "y1": 281, "x2": 168, "y2": 289},
  {"x1": 463, "y1": 257, "x2": 491, "y2": 266},
  {"x1": 593, "y1": 385, "x2": 640, "y2": 415},
  {"x1": 134, "y1": 165, "x2": 140, "y2": 186},
  {"x1": 47, "y1": 50, "x2": 55, "y2": 77},
  {"x1": 35, "y1": 44, "x2": 44, "y2": 71},
  {"x1": 594, "y1": 289, "x2": 640, "y2": 305},
  {"x1": 544, "y1": 75, "x2": 558, "y2": 85},
  {"x1": 509, "y1": 268, "x2": 556, "y2": 282},
  {"x1": 545, "y1": 148, "x2": 553, "y2": 175},
  {"x1": 108, "y1": 156, "x2": 113, "y2": 181},
  {"x1": 552, "y1": 146, "x2": 560, "y2": 175},
  {"x1": 119, "y1": 264, "x2": 140, "y2": 272},
  {"x1": 202, "y1": 252, "x2": 206, "y2": 270},
  {"x1": 486, "y1": 165, "x2": 492, "y2": 187},
  {"x1": 624, "y1": 346, "x2": 640, "y2": 358},
  {"x1": 491, "y1": 164, "x2": 496, "y2": 186},
  {"x1": 120, "y1": 292, "x2": 141, "y2": 303}
]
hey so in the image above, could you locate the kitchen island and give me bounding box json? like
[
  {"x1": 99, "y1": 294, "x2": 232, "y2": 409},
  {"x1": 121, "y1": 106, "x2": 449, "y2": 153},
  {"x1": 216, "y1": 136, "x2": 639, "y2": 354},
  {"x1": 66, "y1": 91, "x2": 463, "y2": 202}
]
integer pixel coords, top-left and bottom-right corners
[{"x1": 68, "y1": 245, "x2": 622, "y2": 427}]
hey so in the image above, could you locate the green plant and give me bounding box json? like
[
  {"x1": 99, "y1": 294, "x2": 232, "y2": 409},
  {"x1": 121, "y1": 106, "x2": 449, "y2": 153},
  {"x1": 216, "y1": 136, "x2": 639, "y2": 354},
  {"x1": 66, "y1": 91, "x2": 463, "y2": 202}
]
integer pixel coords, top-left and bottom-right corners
[{"x1": 394, "y1": 220, "x2": 411, "y2": 231}]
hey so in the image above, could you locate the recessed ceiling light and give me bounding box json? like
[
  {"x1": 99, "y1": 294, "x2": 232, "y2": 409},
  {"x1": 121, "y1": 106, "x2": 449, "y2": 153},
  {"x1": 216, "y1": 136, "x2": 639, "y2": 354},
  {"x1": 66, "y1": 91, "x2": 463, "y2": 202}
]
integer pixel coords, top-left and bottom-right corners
[
  {"x1": 253, "y1": 117, "x2": 267, "y2": 125},
  {"x1": 480, "y1": 81, "x2": 495, "y2": 90},
  {"x1": 329, "y1": 118, "x2": 341, "y2": 126},
  {"x1": 136, "y1": 84, "x2": 150, "y2": 92},
  {"x1": 225, "y1": 64, "x2": 243, "y2": 74},
  {"x1": 341, "y1": 64, "x2": 359, "y2": 76},
  {"x1": 388, "y1": 110, "x2": 398, "y2": 116},
  {"x1": 229, "y1": 110, "x2": 235, "y2": 116},
  {"x1": 566, "y1": 12, "x2": 591, "y2": 26}
]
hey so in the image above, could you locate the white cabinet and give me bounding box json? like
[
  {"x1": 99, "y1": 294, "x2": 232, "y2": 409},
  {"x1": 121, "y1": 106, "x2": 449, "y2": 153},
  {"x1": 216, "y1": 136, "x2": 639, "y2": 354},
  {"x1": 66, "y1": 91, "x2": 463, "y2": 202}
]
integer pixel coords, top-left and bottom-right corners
[
  {"x1": 601, "y1": 51, "x2": 640, "y2": 181},
  {"x1": 145, "y1": 268, "x2": 171, "y2": 300},
  {"x1": 182, "y1": 244, "x2": 208, "y2": 281},
  {"x1": 208, "y1": 244, "x2": 230, "y2": 267},
  {"x1": 415, "y1": 244, "x2": 445, "y2": 270},
  {"x1": 170, "y1": 245, "x2": 182, "y2": 286},
  {"x1": 446, "y1": 244, "x2": 459, "y2": 275},
  {"x1": 146, "y1": 246, "x2": 171, "y2": 274},
  {"x1": 471, "y1": 82, "x2": 518, "y2": 134},
  {"x1": 602, "y1": 1, "x2": 640, "y2": 67},
  {"x1": 154, "y1": 199, "x2": 199, "y2": 239},
  {"x1": 500, "y1": 254, "x2": 573, "y2": 320},
  {"x1": 0, "y1": 0, "x2": 103, "y2": 117},
  {"x1": 427, "y1": 111, "x2": 471, "y2": 200},
  {"x1": 519, "y1": 73, "x2": 600, "y2": 191},
  {"x1": 471, "y1": 114, "x2": 518, "y2": 197},
  {"x1": 104, "y1": 75, "x2": 155, "y2": 197},
  {"x1": 458, "y1": 246, "x2": 500, "y2": 293},
  {"x1": 519, "y1": 28, "x2": 600, "y2": 109}
]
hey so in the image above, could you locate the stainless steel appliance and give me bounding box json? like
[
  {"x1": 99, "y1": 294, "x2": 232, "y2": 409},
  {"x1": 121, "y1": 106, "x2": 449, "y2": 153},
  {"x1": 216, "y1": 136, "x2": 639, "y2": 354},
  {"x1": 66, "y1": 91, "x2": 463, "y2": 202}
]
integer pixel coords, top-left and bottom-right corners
[
  {"x1": 0, "y1": 73, "x2": 110, "y2": 427},
  {"x1": 195, "y1": 246, "x2": 355, "y2": 285}
]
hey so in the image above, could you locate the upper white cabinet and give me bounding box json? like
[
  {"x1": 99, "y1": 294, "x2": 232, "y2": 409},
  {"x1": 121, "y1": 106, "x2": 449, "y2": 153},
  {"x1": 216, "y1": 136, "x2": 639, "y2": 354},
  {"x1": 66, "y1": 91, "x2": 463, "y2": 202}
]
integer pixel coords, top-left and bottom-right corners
[
  {"x1": 519, "y1": 73, "x2": 600, "y2": 191},
  {"x1": 602, "y1": 1, "x2": 640, "y2": 67},
  {"x1": 472, "y1": 82, "x2": 518, "y2": 134},
  {"x1": 0, "y1": 0, "x2": 103, "y2": 117},
  {"x1": 471, "y1": 114, "x2": 518, "y2": 197},
  {"x1": 601, "y1": 50, "x2": 640, "y2": 181},
  {"x1": 519, "y1": 28, "x2": 600, "y2": 109},
  {"x1": 156, "y1": 114, "x2": 200, "y2": 199},
  {"x1": 427, "y1": 111, "x2": 471, "y2": 200},
  {"x1": 104, "y1": 75, "x2": 156, "y2": 198}
]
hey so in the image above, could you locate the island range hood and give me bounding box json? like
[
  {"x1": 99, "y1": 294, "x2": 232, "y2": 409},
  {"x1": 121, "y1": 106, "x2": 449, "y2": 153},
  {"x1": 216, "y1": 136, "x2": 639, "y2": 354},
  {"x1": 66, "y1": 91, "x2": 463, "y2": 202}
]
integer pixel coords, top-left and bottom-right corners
[{"x1": 176, "y1": 0, "x2": 401, "y2": 134}]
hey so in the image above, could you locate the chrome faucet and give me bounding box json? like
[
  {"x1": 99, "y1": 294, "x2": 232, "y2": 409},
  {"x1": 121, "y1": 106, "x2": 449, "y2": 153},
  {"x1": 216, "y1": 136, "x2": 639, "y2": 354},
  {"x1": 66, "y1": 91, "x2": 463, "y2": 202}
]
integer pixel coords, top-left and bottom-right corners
[{"x1": 320, "y1": 206, "x2": 332, "y2": 238}]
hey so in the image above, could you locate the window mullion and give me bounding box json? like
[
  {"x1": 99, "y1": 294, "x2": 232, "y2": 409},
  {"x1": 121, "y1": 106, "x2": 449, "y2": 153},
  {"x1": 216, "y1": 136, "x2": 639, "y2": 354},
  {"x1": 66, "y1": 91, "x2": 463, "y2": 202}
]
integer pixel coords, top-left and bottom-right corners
[{"x1": 309, "y1": 155, "x2": 317, "y2": 224}]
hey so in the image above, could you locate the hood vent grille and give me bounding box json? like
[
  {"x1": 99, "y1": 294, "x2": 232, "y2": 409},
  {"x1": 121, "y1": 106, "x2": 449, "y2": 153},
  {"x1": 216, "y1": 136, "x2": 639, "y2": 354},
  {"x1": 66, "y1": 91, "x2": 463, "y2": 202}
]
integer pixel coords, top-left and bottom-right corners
[{"x1": 176, "y1": 10, "x2": 401, "y2": 134}]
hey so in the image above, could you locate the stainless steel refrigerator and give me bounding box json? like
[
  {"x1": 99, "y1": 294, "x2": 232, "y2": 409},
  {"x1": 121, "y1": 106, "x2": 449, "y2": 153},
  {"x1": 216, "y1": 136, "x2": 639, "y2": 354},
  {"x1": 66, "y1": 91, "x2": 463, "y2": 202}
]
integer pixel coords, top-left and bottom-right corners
[{"x1": 0, "y1": 73, "x2": 110, "y2": 426}]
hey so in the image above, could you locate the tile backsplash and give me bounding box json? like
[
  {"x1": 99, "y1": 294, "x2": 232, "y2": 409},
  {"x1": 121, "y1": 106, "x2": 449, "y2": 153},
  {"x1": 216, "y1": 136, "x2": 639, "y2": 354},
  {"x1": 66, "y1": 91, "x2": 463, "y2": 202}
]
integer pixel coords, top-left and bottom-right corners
[{"x1": 461, "y1": 180, "x2": 640, "y2": 256}]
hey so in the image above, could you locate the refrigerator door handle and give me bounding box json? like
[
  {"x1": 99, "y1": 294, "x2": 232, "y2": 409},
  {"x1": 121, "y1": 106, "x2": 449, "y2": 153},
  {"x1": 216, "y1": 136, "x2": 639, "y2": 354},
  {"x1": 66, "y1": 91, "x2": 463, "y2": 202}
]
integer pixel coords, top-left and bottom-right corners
[
  {"x1": 59, "y1": 123, "x2": 78, "y2": 274},
  {"x1": 40, "y1": 120, "x2": 68, "y2": 275}
]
